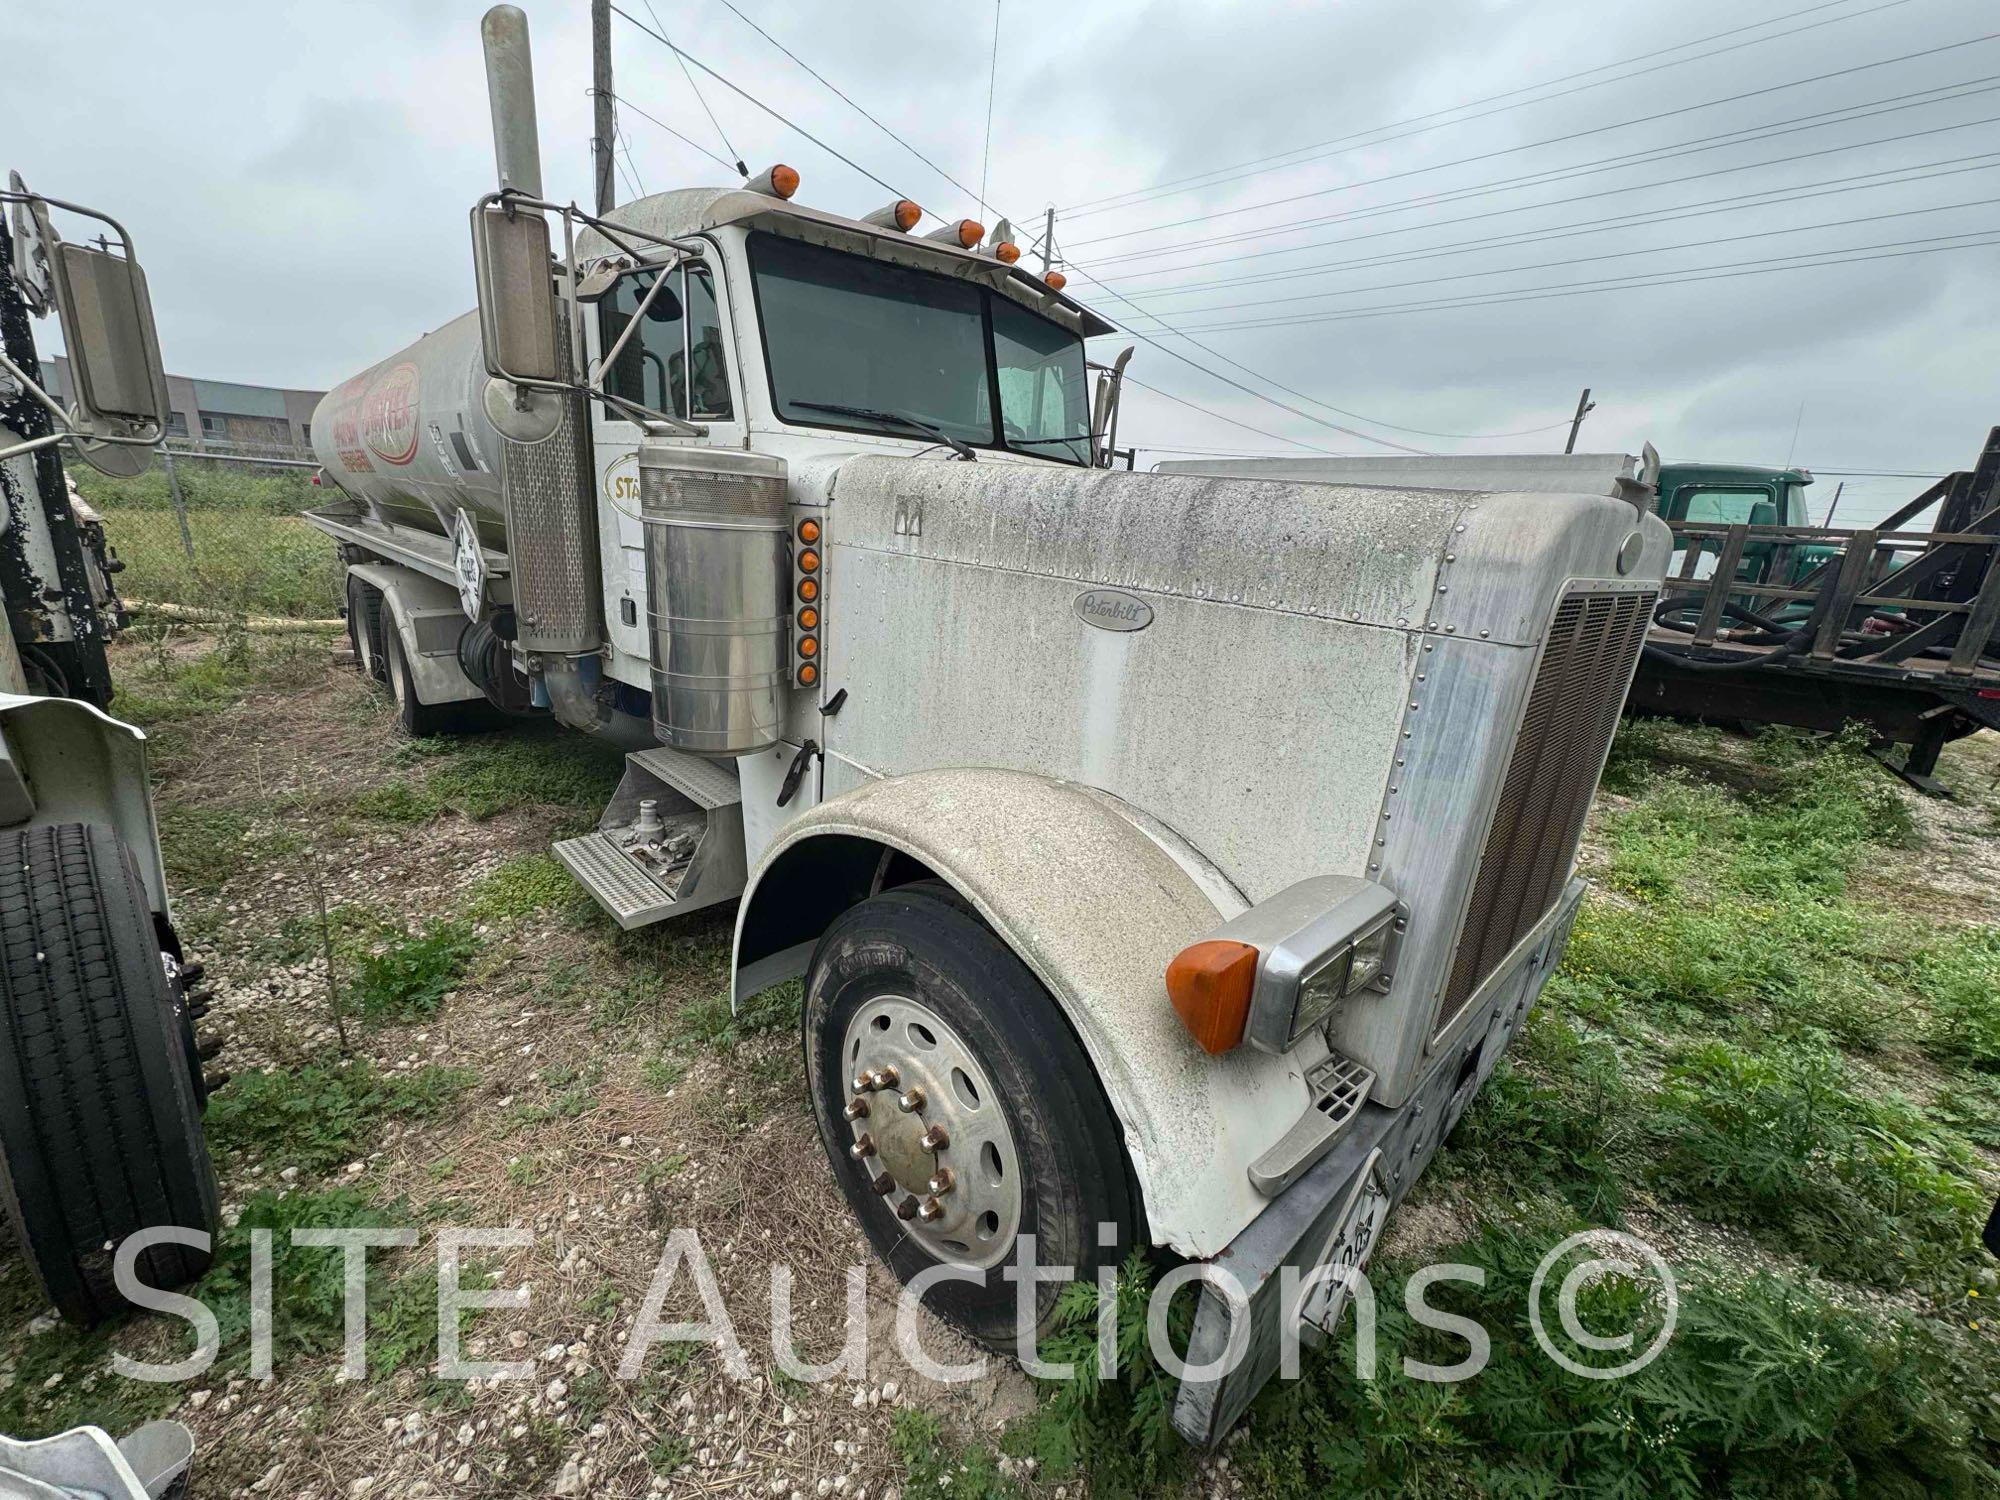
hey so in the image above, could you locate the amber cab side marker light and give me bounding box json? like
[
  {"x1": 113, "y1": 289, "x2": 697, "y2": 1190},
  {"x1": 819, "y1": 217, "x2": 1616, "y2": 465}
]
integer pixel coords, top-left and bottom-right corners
[
  {"x1": 1166, "y1": 940, "x2": 1258, "y2": 1055},
  {"x1": 797, "y1": 517, "x2": 820, "y2": 543}
]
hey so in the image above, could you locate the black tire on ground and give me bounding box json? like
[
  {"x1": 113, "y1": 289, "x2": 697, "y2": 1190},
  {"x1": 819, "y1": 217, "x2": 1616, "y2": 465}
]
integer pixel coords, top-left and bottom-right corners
[
  {"x1": 381, "y1": 616, "x2": 489, "y2": 737},
  {"x1": 804, "y1": 883, "x2": 1139, "y2": 1348},
  {"x1": 0, "y1": 823, "x2": 220, "y2": 1325},
  {"x1": 346, "y1": 572, "x2": 387, "y2": 684}
]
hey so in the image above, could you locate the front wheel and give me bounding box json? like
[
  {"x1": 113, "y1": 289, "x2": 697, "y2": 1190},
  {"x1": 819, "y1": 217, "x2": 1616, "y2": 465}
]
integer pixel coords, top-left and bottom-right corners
[{"x1": 805, "y1": 884, "x2": 1137, "y2": 1348}]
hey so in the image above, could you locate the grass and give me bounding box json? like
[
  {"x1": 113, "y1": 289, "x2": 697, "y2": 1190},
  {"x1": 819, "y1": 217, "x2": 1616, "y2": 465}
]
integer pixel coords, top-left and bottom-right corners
[
  {"x1": 464, "y1": 853, "x2": 593, "y2": 923},
  {"x1": 204, "y1": 1060, "x2": 477, "y2": 1174},
  {"x1": 0, "y1": 1186, "x2": 468, "y2": 1441},
  {"x1": 921, "y1": 721, "x2": 2000, "y2": 1500},
  {"x1": 74, "y1": 465, "x2": 343, "y2": 619},
  {"x1": 348, "y1": 919, "x2": 480, "y2": 1023},
  {"x1": 341, "y1": 728, "x2": 625, "y2": 824}
]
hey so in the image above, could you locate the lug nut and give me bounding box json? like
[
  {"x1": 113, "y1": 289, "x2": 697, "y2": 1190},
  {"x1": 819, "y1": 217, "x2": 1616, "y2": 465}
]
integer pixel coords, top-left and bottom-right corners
[
  {"x1": 916, "y1": 1196, "x2": 945, "y2": 1223},
  {"x1": 895, "y1": 1196, "x2": 919, "y2": 1221},
  {"x1": 870, "y1": 1173, "x2": 897, "y2": 1197},
  {"x1": 851, "y1": 1072, "x2": 873, "y2": 1094},
  {"x1": 868, "y1": 1066, "x2": 900, "y2": 1091},
  {"x1": 926, "y1": 1166, "x2": 955, "y2": 1197},
  {"x1": 849, "y1": 1134, "x2": 876, "y2": 1160},
  {"x1": 920, "y1": 1124, "x2": 950, "y2": 1151},
  {"x1": 897, "y1": 1087, "x2": 926, "y2": 1114},
  {"x1": 843, "y1": 1097, "x2": 869, "y2": 1121}
]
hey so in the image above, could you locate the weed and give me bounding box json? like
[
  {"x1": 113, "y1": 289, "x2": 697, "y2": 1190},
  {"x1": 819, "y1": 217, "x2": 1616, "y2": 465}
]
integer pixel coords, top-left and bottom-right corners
[
  {"x1": 464, "y1": 853, "x2": 589, "y2": 923},
  {"x1": 1909, "y1": 924, "x2": 2000, "y2": 1070},
  {"x1": 646, "y1": 1435, "x2": 693, "y2": 1475},
  {"x1": 1232, "y1": 1222, "x2": 1999, "y2": 1499},
  {"x1": 888, "y1": 1408, "x2": 1018, "y2": 1500},
  {"x1": 1440, "y1": 1012, "x2": 1629, "y2": 1221},
  {"x1": 1643, "y1": 1040, "x2": 1986, "y2": 1292},
  {"x1": 674, "y1": 979, "x2": 802, "y2": 1051},
  {"x1": 348, "y1": 919, "x2": 479, "y2": 1023},
  {"x1": 204, "y1": 1061, "x2": 476, "y2": 1173}
]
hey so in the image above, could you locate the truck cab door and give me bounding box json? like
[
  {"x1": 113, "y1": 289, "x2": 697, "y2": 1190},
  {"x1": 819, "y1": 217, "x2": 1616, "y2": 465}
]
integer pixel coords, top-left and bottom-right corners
[{"x1": 585, "y1": 257, "x2": 746, "y2": 664}]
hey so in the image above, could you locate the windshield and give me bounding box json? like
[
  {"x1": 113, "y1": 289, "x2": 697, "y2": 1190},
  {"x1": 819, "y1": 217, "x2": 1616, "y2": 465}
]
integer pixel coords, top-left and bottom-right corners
[{"x1": 748, "y1": 231, "x2": 1090, "y2": 464}]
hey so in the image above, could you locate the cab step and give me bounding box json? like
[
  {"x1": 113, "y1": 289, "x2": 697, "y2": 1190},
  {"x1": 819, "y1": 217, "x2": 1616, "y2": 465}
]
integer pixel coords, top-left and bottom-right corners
[
  {"x1": 552, "y1": 746, "x2": 748, "y2": 930},
  {"x1": 1248, "y1": 1051, "x2": 1376, "y2": 1196}
]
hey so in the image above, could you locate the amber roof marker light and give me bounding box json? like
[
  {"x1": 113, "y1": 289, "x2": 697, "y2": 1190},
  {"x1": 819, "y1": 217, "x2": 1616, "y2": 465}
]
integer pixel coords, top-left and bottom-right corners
[{"x1": 747, "y1": 163, "x2": 799, "y2": 199}]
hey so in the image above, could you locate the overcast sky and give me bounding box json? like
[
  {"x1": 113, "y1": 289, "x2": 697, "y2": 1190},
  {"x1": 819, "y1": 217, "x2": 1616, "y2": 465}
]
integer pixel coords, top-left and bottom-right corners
[{"x1": 6, "y1": 0, "x2": 1995, "y2": 522}]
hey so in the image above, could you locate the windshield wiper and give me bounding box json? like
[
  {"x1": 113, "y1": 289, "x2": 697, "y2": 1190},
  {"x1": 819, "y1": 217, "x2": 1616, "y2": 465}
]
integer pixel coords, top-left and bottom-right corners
[
  {"x1": 1008, "y1": 433, "x2": 1098, "y2": 449},
  {"x1": 791, "y1": 401, "x2": 977, "y2": 461}
]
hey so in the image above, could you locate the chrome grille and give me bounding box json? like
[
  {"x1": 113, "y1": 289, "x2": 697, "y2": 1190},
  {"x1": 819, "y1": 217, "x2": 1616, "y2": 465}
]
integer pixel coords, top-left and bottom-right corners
[{"x1": 1437, "y1": 588, "x2": 1654, "y2": 1029}]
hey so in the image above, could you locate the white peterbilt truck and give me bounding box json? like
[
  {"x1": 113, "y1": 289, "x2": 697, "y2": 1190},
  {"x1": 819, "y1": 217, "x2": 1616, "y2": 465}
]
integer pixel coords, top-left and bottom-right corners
[{"x1": 304, "y1": 7, "x2": 1671, "y2": 1440}]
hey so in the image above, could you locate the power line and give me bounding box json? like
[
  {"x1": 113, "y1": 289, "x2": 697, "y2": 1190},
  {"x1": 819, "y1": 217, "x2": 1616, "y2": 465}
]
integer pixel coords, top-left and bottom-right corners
[
  {"x1": 622, "y1": 4, "x2": 1560, "y2": 449},
  {"x1": 1074, "y1": 45, "x2": 2000, "y2": 247},
  {"x1": 980, "y1": 2, "x2": 1001, "y2": 219},
  {"x1": 642, "y1": 0, "x2": 746, "y2": 174},
  {"x1": 1110, "y1": 149, "x2": 2000, "y2": 291},
  {"x1": 1115, "y1": 196, "x2": 2000, "y2": 319},
  {"x1": 1056, "y1": 0, "x2": 1896, "y2": 217},
  {"x1": 709, "y1": 0, "x2": 986, "y2": 214},
  {"x1": 1089, "y1": 96, "x2": 2000, "y2": 267},
  {"x1": 1118, "y1": 376, "x2": 1343, "y2": 454},
  {"x1": 612, "y1": 4, "x2": 912, "y2": 199},
  {"x1": 604, "y1": 88, "x2": 738, "y2": 172},
  {"x1": 616, "y1": 123, "x2": 649, "y2": 196},
  {"x1": 1114, "y1": 229, "x2": 2000, "y2": 332}
]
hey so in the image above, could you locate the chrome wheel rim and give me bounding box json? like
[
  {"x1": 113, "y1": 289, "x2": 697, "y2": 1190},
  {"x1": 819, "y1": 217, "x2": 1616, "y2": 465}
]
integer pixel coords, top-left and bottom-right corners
[{"x1": 840, "y1": 992, "x2": 1023, "y2": 1270}]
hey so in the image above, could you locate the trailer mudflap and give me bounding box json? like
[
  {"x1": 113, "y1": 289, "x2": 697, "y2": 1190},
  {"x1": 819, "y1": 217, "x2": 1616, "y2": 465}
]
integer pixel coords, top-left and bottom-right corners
[
  {"x1": 1170, "y1": 878, "x2": 1585, "y2": 1446},
  {"x1": 554, "y1": 746, "x2": 747, "y2": 928}
]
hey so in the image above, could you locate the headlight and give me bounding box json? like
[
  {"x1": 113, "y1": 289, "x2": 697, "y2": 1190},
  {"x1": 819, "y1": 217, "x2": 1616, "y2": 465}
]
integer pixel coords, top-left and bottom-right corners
[{"x1": 1166, "y1": 876, "x2": 1400, "y2": 1056}]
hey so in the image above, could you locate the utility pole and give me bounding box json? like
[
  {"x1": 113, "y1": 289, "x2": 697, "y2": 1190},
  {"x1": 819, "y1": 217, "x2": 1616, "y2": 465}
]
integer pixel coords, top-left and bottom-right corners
[
  {"x1": 1041, "y1": 206, "x2": 1055, "y2": 276},
  {"x1": 1822, "y1": 481, "x2": 1845, "y2": 527},
  {"x1": 1563, "y1": 386, "x2": 1595, "y2": 455},
  {"x1": 591, "y1": 0, "x2": 616, "y2": 216}
]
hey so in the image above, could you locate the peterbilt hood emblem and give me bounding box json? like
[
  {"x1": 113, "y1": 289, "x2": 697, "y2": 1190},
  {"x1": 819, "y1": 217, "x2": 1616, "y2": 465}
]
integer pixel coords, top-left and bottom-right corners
[{"x1": 1074, "y1": 589, "x2": 1154, "y2": 632}]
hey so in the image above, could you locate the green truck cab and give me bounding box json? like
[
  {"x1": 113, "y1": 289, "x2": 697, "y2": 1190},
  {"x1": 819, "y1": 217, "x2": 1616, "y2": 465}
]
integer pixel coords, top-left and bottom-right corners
[{"x1": 1655, "y1": 461, "x2": 1815, "y2": 527}]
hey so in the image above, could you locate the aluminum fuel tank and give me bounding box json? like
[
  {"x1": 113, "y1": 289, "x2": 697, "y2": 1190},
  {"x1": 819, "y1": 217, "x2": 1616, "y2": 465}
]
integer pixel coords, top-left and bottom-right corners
[{"x1": 639, "y1": 442, "x2": 789, "y2": 756}]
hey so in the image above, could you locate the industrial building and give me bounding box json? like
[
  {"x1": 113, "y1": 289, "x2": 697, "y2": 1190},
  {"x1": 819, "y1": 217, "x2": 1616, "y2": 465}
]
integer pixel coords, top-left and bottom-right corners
[{"x1": 41, "y1": 354, "x2": 322, "y2": 456}]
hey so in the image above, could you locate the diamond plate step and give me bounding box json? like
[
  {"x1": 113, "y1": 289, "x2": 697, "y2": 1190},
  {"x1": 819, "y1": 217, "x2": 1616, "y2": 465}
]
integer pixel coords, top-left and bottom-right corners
[
  {"x1": 627, "y1": 746, "x2": 741, "y2": 811},
  {"x1": 1248, "y1": 1051, "x2": 1377, "y2": 1196},
  {"x1": 554, "y1": 831, "x2": 681, "y2": 929}
]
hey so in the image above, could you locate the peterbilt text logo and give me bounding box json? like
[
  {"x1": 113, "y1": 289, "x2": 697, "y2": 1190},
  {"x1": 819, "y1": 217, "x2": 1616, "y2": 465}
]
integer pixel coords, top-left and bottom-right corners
[
  {"x1": 361, "y1": 362, "x2": 422, "y2": 467},
  {"x1": 1073, "y1": 589, "x2": 1154, "y2": 632}
]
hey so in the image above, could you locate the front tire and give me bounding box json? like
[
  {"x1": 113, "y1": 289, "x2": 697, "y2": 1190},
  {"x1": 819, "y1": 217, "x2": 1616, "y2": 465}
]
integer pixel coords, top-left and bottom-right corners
[
  {"x1": 0, "y1": 824, "x2": 219, "y2": 1324},
  {"x1": 805, "y1": 884, "x2": 1137, "y2": 1347}
]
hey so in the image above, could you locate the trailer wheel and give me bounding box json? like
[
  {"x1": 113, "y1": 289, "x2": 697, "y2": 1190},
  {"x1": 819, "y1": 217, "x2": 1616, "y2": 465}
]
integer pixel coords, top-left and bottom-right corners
[
  {"x1": 805, "y1": 883, "x2": 1137, "y2": 1348},
  {"x1": 0, "y1": 823, "x2": 219, "y2": 1325},
  {"x1": 346, "y1": 573, "x2": 387, "y2": 684},
  {"x1": 381, "y1": 618, "x2": 481, "y2": 737}
]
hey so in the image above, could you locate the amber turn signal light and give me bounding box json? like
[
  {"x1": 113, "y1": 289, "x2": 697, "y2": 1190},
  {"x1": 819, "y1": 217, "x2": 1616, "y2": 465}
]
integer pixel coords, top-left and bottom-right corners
[
  {"x1": 798, "y1": 577, "x2": 819, "y2": 602},
  {"x1": 1165, "y1": 940, "x2": 1258, "y2": 1055},
  {"x1": 798, "y1": 517, "x2": 820, "y2": 543},
  {"x1": 798, "y1": 605, "x2": 819, "y2": 630}
]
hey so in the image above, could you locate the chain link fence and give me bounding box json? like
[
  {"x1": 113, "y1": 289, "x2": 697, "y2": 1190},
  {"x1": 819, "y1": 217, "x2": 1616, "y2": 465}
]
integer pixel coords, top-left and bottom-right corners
[{"x1": 69, "y1": 445, "x2": 344, "y2": 623}]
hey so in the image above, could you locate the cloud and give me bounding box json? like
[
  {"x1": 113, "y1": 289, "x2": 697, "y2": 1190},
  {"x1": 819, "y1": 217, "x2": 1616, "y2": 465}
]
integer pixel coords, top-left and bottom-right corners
[{"x1": 4, "y1": 0, "x2": 1991, "y2": 521}]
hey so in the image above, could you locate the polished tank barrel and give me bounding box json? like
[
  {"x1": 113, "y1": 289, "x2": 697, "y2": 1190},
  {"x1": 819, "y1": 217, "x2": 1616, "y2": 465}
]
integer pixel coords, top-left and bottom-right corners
[
  {"x1": 639, "y1": 443, "x2": 790, "y2": 756},
  {"x1": 307, "y1": 309, "x2": 507, "y2": 546}
]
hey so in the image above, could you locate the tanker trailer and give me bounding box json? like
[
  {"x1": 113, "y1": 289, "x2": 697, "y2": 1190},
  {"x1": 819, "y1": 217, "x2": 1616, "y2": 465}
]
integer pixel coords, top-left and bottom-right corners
[{"x1": 302, "y1": 3, "x2": 1673, "y2": 1442}]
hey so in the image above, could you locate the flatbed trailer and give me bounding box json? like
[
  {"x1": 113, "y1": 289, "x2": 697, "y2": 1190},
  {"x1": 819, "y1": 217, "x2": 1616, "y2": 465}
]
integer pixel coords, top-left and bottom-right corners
[{"x1": 1636, "y1": 429, "x2": 2000, "y2": 785}]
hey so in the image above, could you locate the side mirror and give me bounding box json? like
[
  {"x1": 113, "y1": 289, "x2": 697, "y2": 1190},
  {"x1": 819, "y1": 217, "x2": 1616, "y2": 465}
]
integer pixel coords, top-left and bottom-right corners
[
  {"x1": 472, "y1": 202, "x2": 560, "y2": 384},
  {"x1": 8, "y1": 181, "x2": 168, "y2": 477}
]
